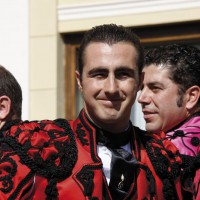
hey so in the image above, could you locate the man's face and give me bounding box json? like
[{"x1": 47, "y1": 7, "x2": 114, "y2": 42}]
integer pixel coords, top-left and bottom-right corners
[
  {"x1": 138, "y1": 64, "x2": 188, "y2": 133},
  {"x1": 76, "y1": 42, "x2": 139, "y2": 132}
]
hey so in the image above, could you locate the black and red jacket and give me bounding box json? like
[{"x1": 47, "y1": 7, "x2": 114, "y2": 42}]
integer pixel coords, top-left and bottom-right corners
[{"x1": 0, "y1": 109, "x2": 183, "y2": 199}]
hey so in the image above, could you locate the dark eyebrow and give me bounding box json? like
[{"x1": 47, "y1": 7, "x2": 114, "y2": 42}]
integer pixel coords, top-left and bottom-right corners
[
  {"x1": 88, "y1": 66, "x2": 136, "y2": 77},
  {"x1": 88, "y1": 67, "x2": 108, "y2": 75},
  {"x1": 116, "y1": 67, "x2": 135, "y2": 74},
  {"x1": 148, "y1": 82, "x2": 163, "y2": 87},
  {"x1": 116, "y1": 66, "x2": 136, "y2": 76}
]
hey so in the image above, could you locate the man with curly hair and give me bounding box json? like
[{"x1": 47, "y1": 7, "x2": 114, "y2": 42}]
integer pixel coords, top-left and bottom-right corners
[{"x1": 138, "y1": 44, "x2": 200, "y2": 199}]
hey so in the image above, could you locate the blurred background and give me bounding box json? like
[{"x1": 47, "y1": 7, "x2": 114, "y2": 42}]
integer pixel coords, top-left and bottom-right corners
[{"x1": 0, "y1": 0, "x2": 200, "y2": 130}]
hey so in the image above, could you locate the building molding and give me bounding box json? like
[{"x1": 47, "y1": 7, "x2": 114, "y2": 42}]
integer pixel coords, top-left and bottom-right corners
[{"x1": 58, "y1": 0, "x2": 200, "y2": 21}]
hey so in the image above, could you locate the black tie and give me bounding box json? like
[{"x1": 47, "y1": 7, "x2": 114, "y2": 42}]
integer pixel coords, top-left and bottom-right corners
[
  {"x1": 108, "y1": 147, "x2": 138, "y2": 199},
  {"x1": 95, "y1": 124, "x2": 139, "y2": 199}
]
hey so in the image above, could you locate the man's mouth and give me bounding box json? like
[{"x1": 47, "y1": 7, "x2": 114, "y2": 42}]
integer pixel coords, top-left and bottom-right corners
[{"x1": 142, "y1": 110, "x2": 156, "y2": 120}]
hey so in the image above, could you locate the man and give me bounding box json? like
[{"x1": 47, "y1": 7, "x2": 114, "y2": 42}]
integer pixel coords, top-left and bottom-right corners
[
  {"x1": 138, "y1": 44, "x2": 200, "y2": 199},
  {"x1": 32, "y1": 24, "x2": 182, "y2": 199},
  {"x1": 1, "y1": 25, "x2": 183, "y2": 200},
  {"x1": 0, "y1": 65, "x2": 76, "y2": 199}
]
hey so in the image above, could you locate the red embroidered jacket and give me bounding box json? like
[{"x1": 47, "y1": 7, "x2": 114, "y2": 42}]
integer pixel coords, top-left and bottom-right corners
[{"x1": 0, "y1": 110, "x2": 183, "y2": 200}]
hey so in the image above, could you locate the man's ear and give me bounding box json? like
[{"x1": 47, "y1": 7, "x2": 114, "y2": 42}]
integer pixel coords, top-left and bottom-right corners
[
  {"x1": 186, "y1": 85, "x2": 200, "y2": 110},
  {"x1": 0, "y1": 95, "x2": 11, "y2": 120},
  {"x1": 75, "y1": 70, "x2": 83, "y2": 92}
]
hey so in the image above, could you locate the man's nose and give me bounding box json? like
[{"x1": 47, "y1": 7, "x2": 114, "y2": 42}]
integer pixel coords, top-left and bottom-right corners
[
  {"x1": 137, "y1": 88, "x2": 150, "y2": 104},
  {"x1": 104, "y1": 75, "x2": 118, "y2": 94}
]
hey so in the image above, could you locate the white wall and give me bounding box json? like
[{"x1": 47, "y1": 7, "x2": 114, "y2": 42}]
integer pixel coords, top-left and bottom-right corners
[
  {"x1": 0, "y1": 0, "x2": 29, "y2": 119},
  {"x1": 131, "y1": 93, "x2": 145, "y2": 130}
]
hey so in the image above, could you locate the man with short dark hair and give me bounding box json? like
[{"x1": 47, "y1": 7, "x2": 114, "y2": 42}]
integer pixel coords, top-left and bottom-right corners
[
  {"x1": 0, "y1": 65, "x2": 22, "y2": 124},
  {"x1": 138, "y1": 44, "x2": 200, "y2": 199},
  {"x1": 0, "y1": 65, "x2": 75, "y2": 199},
  {"x1": 33, "y1": 24, "x2": 182, "y2": 199},
  {"x1": 0, "y1": 26, "x2": 184, "y2": 200}
]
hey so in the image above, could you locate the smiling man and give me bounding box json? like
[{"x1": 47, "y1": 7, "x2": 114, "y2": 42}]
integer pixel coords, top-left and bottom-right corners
[
  {"x1": 0, "y1": 25, "x2": 185, "y2": 200},
  {"x1": 31, "y1": 24, "x2": 182, "y2": 200},
  {"x1": 76, "y1": 41, "x2": 139, "y2": 132},
  {"x1": 138, "y1": 44, "x2": 200, "y2": 199},
  {"x1": 74, "y1": 25, "x2": 145, "y2": 199}
]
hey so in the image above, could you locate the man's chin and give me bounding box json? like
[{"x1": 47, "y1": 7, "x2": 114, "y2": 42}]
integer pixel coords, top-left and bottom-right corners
[
  {"x1": 100, "y1": 115, "x2": 119, "y2": 123},
  {"x1": 146, "y1": 124, "x2": 160, "y2": 134}
]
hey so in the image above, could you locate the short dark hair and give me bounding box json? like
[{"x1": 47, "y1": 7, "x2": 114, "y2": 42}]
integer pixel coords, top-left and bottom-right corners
[
  {"x1": 77, "y1": 24, "x2": 144, "y2": 77},
  {"x1": 0, "y1": 65, "x2": 22, "y2": 118},
  {"x1": 144, "y1": 44, "x2": 200, "y2": 106}
]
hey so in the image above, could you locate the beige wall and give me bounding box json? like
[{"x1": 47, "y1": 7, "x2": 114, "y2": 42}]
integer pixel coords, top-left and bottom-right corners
[
  {"x1": 29, "y1": 0, "x2": 59, "y2": 120},
  {"x1": 29, "y1": 0, "x2": 200, "y2": 120}
]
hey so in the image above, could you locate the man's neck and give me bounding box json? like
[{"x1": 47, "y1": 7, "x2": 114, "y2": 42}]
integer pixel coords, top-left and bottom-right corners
[
  {"x1": 0, "y1": 120, "x2": 6, "y2": 130},
  {"x1": 95, "y1": 122, "x2": 132, "y2": 148}
]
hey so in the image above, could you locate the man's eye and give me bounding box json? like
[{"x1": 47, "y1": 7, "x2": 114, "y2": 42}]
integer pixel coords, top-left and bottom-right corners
[
  {"x1": 116, "y1": 72, "x2": 132, "y2": 79},
  {"x1": 91, "y1": 73, "x2": 106, "y2": 78},
  {"x1": 152, "y1": 87, "x2": 161, "y2": 92},
  {"x1": 121, "y1": 72, "x2": 130, "y2": 77}
]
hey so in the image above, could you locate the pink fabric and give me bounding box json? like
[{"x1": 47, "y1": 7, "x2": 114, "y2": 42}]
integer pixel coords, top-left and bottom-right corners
[
  {"x1": 166, "y1": 114, "x2": 200, "y2": 199},
  {"x1": 166, "y1": 115, "x2": 200, "y2": 156}
]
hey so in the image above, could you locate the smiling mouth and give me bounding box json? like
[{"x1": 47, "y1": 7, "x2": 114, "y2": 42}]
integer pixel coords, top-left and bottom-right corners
[
  {"x1": 99, "y1": 99, "x2": 122, "y2": 107},
  {"x1": 99, "y1": 98, "x2": 122, "y2": 102},
  {"x1": 142, "y1": 111, "x2": 156, "y2": 120}
]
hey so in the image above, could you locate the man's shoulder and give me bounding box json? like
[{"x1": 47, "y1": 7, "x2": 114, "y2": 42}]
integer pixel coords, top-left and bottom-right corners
[
  {"x1": 0, "y1": 119, "x2": 77, "y2": 176},
  {"x1": 6, "y1": 118, "x2": 72, "y2": 136},
  {"x1": 0, "y1": 119, "x2": 78, "y2": 198}
]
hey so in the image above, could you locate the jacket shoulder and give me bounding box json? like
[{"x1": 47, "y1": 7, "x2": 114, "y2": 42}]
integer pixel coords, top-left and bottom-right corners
[{"x1": 2, "y1": 119, "x2": 78, "y2": 187}]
